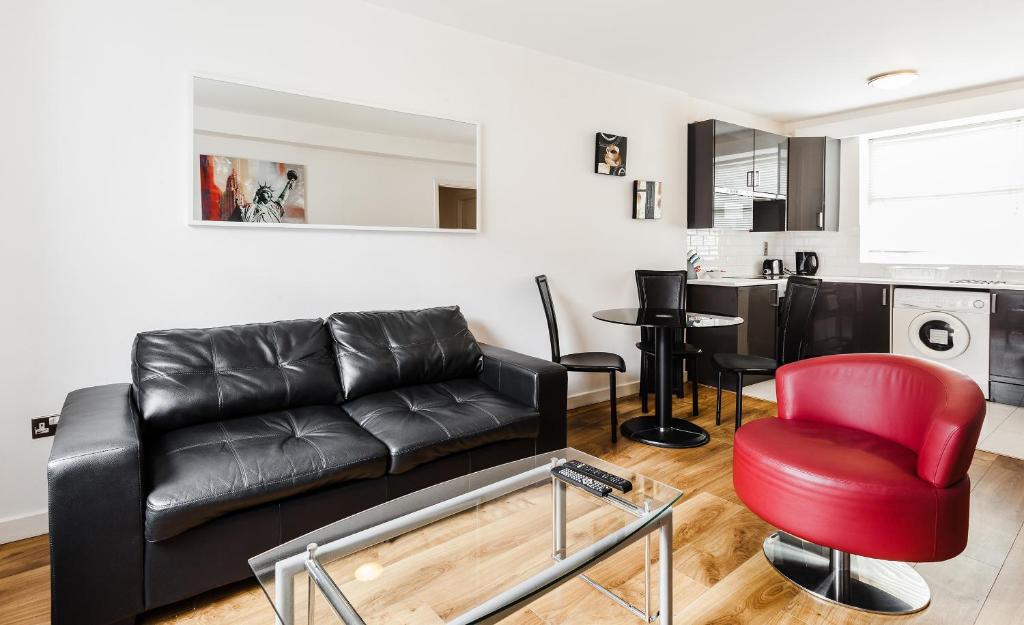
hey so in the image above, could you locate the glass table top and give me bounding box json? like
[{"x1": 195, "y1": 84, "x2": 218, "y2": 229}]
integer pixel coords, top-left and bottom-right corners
[
  {"x1": 249, "y1": 448, "x2": 682, "y2": 624},
  {"x1": 593, "y1": 307, "x2": 744, "y2": 328}
]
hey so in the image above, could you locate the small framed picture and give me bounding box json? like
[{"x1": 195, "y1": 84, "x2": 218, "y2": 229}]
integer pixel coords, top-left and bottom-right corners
[
  {"x1": 633, "y1": 180, "x2": 662, "y2": 220},
  {"x1": 595, "y1": 133, "x2": 627, "y2": 176}
]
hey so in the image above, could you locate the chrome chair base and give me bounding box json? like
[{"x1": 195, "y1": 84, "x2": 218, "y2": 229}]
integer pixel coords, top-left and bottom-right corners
[{"x1": 763, "y1": 531, "x2": 930, "y2": 615}]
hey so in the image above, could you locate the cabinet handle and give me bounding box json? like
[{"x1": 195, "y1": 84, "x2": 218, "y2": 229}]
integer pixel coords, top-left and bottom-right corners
[
  {"x1": 754, "y1": 170, "x2": 760, "y2": 187},
  {"x1": 817, "y1": 211, "x2": 824, "y2": 229},
  {"x1": 882, "y1": 289, "x2": 887, "y2": 306},
  {"x1": 992, "y1": 292, "x2": 997, "y2": 313},
  {"x1": 746, "y1": 171, "x2": 754, "y2": 187}
]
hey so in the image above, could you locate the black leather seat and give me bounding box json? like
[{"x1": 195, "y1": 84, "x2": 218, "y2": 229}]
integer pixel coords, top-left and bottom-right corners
[
  {"x1": 713, "y1": 276, "x2": 821, "y2": 428},
  {"x1": 635, "y1": 270, "x2": 702, "y2": 416},
  {"x1": 146, "y1": 405, "x2": 389, "y2": 542},
  {"x1": 710, "y1": 353, "x2": 776, "y2": 373},
  {"x1": 558, "y1": 351, "x2": 627, "y2": 372},
  {"x1": 536, "y1": 275, "x2": 626, "y2": 443},
  {"x1": 343, "y1": 378, "x2": 539, "y2": 474}
]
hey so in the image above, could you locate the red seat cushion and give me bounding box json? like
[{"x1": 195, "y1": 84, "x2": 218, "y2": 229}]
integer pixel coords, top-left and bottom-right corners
[{"x1": 734, "y1": 418, "x2": 969, "y2": 562}]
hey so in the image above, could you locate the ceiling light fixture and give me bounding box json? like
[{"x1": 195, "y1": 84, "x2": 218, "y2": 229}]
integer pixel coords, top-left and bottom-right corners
[{"x1": 867, "y1": 70, "x2": 919, "y2": 90}]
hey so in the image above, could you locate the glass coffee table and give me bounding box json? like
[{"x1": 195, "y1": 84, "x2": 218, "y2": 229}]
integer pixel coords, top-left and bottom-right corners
[{"x1": 250, "y1": 448, "x2": 682, "y2": 624}]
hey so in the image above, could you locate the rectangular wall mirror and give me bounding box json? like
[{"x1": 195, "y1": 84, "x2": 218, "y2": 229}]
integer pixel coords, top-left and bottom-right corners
[{"x1": 192, "y1": 77, "x2": 479, "y2": 232}]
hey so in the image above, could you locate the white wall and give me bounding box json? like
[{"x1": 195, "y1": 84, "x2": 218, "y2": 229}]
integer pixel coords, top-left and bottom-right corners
[{"x1": 0, "y1": 0, "x2": 782, "y2": 540}]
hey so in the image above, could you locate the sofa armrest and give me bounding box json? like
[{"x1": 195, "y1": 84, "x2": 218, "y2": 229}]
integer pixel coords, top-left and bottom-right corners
[
  {"x1": 48, "y1": 384, "x2": 145, "y2": 625},
  {"x1": 478, "y1": 343, "x2": 567, "y2": 452}
]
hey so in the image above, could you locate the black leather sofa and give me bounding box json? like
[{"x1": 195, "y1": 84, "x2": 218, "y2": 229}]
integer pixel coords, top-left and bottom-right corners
[{"x1": 47, "y1": 306, "x2": 567, "y2": 625}]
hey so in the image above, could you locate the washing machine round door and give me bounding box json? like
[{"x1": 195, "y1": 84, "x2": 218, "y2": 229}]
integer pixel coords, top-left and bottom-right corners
[{"x1": 907, "y1": 312, "x2": 970, "y2": 360}]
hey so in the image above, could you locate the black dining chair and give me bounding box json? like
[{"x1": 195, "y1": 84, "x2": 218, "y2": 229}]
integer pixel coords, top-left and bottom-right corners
[
  {"x1": 635, "y1": 270, "x2": 702, "y2": 418},
  {"x1": 535, "y1": 275, "x2": 626, "y2": 443},
  {"x1": 713, "y1": 276, "x2": 821, "y2": 429}
]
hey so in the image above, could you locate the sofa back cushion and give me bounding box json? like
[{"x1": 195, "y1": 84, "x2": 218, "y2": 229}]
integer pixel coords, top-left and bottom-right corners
[
  {"x1": 327, "y1": 306, "x2": 482, "y2": 401},
  {"x1": 132, "y1": 319, "x2": 342, "y2": 431}
]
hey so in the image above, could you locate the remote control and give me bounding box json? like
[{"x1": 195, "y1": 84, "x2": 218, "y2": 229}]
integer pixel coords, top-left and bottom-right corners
[
  {"x1": 564, "y1": 460, "x2": 633, "y2": 493},
  {"x1": 550, "y1": 465, "x2": 612, "y2": 497}
]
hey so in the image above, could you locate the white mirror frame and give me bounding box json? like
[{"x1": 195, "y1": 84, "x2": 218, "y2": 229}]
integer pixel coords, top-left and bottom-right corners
[{"x1": 187, "y1": 72, "x2": 482, "y2": 234}]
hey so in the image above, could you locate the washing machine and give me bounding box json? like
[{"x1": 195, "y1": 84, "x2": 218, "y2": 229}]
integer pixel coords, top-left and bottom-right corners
[{"x1": 891, "y1": 288, "x2": 990, "y2": 398}]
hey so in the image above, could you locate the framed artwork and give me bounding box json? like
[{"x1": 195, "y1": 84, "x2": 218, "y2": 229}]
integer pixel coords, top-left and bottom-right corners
[
  {"x1": 594, "y1": 133, "x2": 627, "y2": 176},
  {"x1": 199, "y1": 155, "x2": 307, "y2": 223},
  {"x1": 633, "y1": 180, "x2": 662, "y2": 220}
]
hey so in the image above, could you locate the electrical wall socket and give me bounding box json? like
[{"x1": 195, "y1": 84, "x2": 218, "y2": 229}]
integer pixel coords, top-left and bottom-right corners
[
  {"x1": 762, "y1": 241, "x2": 769, "y2": 256},
  {"x1": 31, "y1": 415, "x2": 59, "y2": 439}
]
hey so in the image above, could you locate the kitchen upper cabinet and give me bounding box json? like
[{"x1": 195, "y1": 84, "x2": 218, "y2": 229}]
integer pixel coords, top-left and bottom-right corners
[
  {"x1": 990, "y1": 290, "x2": 1024, "y2": 404},
  {"x1": 788, "y1": 137, "x2": 840, "y2": 231},
  {"x1": 804, "y1": 282, "x2": 889, "y2": 356},
  {"x1": 688, "y1": 120, "x2": 788, "y2": 231},
  {"x1": 754, "y1": 131, "x2": 788, "y2": 197}
]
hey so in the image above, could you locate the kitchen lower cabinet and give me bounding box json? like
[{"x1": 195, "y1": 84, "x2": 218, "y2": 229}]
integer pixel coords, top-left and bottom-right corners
[
  {"x1": 991, "y1": 290, "x2": 1024, "y2": 405},
  {"x1": 805, "y1": 282, "x2": 890, "y2": 357},
  {"x1": 687, "y1": 283, "x2": 779, "y2": 391}
]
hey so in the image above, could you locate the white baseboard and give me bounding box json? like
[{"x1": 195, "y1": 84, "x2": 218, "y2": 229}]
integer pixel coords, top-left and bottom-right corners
[
  {"x1": 0, "y1": 510, "x2": 47, "y2": 544},
  {"x1": 567, "y1": 380, "x2": 641, "y2": 410}
]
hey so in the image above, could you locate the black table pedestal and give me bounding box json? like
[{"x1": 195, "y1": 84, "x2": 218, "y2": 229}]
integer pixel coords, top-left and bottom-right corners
[{"x1": 620, "y1": 326, "x2": 710, "y2": 448}]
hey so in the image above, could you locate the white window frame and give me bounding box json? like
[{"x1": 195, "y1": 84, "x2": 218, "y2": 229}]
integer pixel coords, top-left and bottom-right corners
[{"x1": 859, "y1": 110, "x2": 1024, "y2": 266}]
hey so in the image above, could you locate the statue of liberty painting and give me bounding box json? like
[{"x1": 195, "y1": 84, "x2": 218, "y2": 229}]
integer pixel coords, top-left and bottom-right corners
[{"x1": 199, "y1": 155, "x2": 307, "y2": 224}]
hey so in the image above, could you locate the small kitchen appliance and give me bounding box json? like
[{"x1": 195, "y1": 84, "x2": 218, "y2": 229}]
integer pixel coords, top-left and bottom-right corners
[
  {"x1": 762, "y1": 258, "x2": 784, "y2": 278},
  {"x1": 891, "y1": 288, "x2": 990, "y2": 398},
  {"x1": 796, "y1": 251, "x2": 819, "y2": 276}
]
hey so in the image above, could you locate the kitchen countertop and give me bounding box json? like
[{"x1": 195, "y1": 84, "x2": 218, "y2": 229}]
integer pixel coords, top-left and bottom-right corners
[{"x1": 692, "y1": 275, "x2": 1024, "y2": 291}]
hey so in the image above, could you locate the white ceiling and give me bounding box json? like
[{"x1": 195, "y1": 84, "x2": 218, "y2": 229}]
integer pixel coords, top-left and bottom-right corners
[{"x1": 364, "y1": 0, "x2": 1024, "y2": 123}]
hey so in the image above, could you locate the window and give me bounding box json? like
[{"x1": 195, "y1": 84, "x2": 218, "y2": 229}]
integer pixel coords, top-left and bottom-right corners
[{"x1": 861, "y1": 117, "x2": 1024, "y2": 265}]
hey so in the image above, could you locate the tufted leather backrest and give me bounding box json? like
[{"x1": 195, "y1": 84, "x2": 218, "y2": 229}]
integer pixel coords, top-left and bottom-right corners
[
  {"x1": 327, "y1": 306, "x2": 482, "y2": 401},
  {"x1": 776, "y1": 353, "x2": 986, "y2": 488},
  {"x1": 132, "y1": 319, "x2": 342, "y2": 432}
]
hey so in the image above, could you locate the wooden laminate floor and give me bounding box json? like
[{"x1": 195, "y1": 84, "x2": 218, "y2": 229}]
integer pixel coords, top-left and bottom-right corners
[{"x1": 3, "y1": 388, "x2": 1023, "y2": 624}]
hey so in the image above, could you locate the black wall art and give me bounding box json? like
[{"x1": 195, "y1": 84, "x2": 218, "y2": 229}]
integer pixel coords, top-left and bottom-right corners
[
  {"x1": 594, "y1": 133, "x2": 627, "y2": 176},
  {"x1": 633, "y1": 180, "x2": 662, "y2": 220}
]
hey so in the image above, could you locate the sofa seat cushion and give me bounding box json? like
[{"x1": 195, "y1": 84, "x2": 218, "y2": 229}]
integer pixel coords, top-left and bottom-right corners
[
  {"x1": 145, "y1": 405, "x2": 389, "y2": 542},
  {"x1": 342, "y1": 378, "x2": 539, "y2": 474}
]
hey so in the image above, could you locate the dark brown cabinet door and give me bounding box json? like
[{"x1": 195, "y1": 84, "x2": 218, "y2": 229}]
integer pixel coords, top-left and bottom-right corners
[
  {"x1": 991, "y1": 290, "x2": 1024, "y2": 387},
  {"x1": 852, "y1": 283, "x2": 891, "y2": 353},
  {"x1": 787, "y1": 137, "x2": 840, "y2": 231},
  {"x1": 753, "y1": 131, "x2": 788, "y2": 197},
  {"x1": 804, "y1": 282, "x2": 890, "y2": 356},
  {"x1": 687, "y1": 120, "x2": 715, "y2": 229},
  {"x1": 686, "y1": 284, "x2": 778, "y2": 390}
]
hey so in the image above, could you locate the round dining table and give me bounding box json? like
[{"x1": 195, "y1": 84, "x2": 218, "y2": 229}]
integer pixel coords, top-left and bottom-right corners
[{"x1": 593, "y1": 307, "x2": 744, "y2": 448}]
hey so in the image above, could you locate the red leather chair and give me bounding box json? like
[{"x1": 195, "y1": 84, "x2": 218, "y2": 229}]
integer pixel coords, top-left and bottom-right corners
[{"x1": 734, "y1": 354, "x2": 985, "y2": 614}]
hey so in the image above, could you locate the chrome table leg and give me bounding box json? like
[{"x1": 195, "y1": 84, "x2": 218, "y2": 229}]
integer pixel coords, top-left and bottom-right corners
[{"x1": 659, "y1": 511, "x2": 673, "y2": 623}]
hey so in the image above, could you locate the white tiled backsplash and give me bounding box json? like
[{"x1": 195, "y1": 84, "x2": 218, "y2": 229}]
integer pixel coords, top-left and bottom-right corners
[
  {"x1": 686, "y1": 226, "x2": 1023, "y2": 282},
  {"x1": 686, "y1": 228, "x2": 886, "y2": 279}
]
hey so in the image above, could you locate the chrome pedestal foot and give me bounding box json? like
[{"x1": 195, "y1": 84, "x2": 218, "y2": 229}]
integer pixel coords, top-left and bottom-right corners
[{"x1": 762, "y1": 531, "x2": 930, "y2": 615}]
